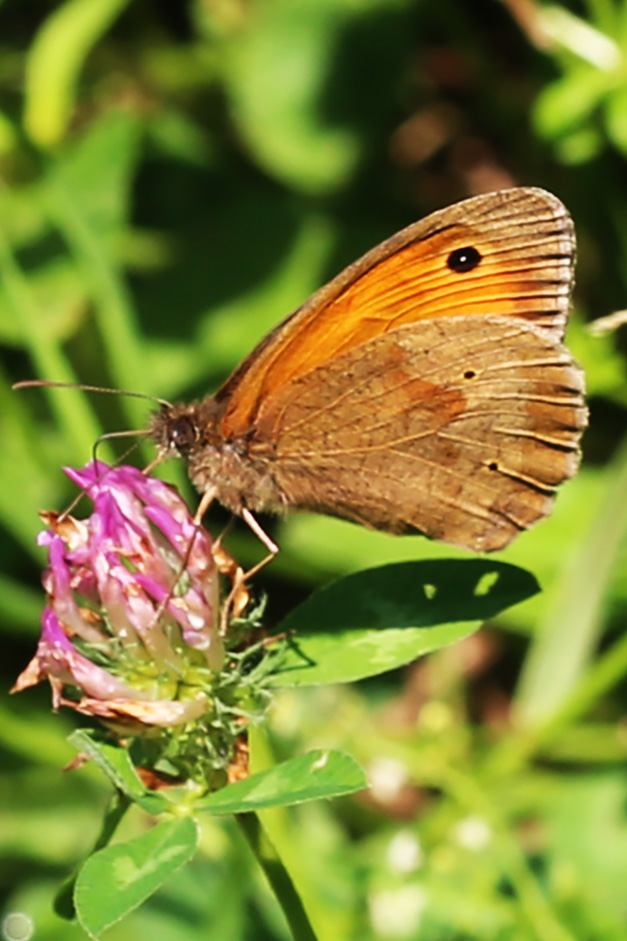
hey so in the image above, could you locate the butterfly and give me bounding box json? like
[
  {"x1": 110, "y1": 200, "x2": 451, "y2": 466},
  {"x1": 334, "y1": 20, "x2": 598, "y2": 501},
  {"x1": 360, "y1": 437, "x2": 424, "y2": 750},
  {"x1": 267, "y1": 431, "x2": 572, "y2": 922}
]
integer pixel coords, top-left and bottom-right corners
[{"x1": 150, "y1": 187, "x2": 587, "y2": 553}]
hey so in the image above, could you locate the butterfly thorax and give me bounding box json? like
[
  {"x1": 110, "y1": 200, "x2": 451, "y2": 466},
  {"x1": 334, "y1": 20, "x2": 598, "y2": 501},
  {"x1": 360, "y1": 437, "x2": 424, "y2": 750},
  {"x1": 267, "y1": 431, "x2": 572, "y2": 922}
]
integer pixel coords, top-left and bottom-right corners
[{"x1": 149, "y1": 399, "x2": 284, "y2": 516}]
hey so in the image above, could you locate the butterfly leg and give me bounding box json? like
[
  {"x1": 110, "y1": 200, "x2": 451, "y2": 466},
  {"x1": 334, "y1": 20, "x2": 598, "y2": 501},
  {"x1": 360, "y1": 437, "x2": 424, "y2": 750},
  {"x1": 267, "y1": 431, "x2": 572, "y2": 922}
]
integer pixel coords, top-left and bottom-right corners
[
  {"x1": 218, "y1": 508, "x2": 279, "y2": 634},
  {"x1": 190, "y1": 490, "x2": 278, "y2": 632},
  {"x1": 241, "y1": 507, "x2": 279, "y2": 556},
  {"x1": 212, "y1": 539, "x2": 250, "y2": 627},
  {"x1": 190, "y1": 486, "x2": 249, "y2": 628},
  {"x1": 193, "y1": 484, "x2": 218, "y2": 525}
]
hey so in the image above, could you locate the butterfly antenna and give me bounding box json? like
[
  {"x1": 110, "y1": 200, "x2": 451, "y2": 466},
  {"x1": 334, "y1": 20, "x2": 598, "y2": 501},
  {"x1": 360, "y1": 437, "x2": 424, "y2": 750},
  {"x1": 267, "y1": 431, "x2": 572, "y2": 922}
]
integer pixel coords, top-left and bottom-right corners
[
  {"x1": 56, "y1": 434, "x2": 149, "y2": 522},
  {"x1": 91, "y1": 430, "x2": 150, "y2": 468},
  {"x1": 93, "y1": 430, "x2": 169, "y2": 476},
  {"x1": 93, "y1": 428, "x2": 155, "y2": 461},
  {"x1": 14, "y1": 381, "x2": 171, "y2": 515},
  {"x1": 13, "y1": 379, "x2": 173, "y2": 409}
]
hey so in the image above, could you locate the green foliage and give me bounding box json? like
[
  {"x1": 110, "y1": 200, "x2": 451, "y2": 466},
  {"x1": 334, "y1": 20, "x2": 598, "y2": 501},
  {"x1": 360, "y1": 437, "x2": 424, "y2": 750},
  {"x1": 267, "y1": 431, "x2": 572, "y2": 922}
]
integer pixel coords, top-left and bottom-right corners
[
  {"x1": 2, "y1": 1, "x2": 627, "y2": 939},
  {"x1": 54, "y1": 559, "x2": 526, "y2": 932},
  {"x1": 532, "y1": 4, "x2": 627, "y2": 163},
  {"x1": 272, "y1": 560, "x2": 538, "y2": 686},
  {"x1": 74, "y1": 817, "x2": 199, "y2": 938}
]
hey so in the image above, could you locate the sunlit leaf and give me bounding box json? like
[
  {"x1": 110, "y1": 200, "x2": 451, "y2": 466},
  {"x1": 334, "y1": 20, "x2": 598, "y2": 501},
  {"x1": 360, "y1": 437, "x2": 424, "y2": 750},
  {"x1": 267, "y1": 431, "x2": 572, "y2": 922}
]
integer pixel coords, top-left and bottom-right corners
[
  {"x1": 68, "y1": 730, "x2": 171, "y2": 816},
  {"x1": 271, "y1": 560, "x2": 538, "y2": 686},
  {"x1": 534, "y1": 67, "x2": 611, "y2": 140},
  {"x1": 194, "y1": 750, "x2": 367, "y2": 813},
  {"x1": 74, "y1": 817, "x2": 198, "y2": 937},
  {"x1": 24, "y1": 0, "x2": 132, "y2": 147}
]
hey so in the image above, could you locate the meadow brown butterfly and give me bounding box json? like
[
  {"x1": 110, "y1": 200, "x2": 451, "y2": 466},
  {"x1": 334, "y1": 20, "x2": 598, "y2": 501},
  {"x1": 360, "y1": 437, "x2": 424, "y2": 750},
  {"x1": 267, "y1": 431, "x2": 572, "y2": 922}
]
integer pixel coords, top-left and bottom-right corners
[{"x1": 150, "y1": 187, "x2": 587, "y2": 553}]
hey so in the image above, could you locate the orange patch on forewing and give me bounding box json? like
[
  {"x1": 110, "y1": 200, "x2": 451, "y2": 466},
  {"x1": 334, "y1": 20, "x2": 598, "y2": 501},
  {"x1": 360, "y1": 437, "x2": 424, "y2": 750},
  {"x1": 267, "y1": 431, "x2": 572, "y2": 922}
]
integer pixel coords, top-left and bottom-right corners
[
  {"x1": 221, "y1": 229, "x2": 506, "y2": 436},
  {"x1": 275, "y1": 229, "x2": 530, "y2": 378},
  {"x1": 219, "y1": 207, "x2": 570, "y2": 439},
  {"x1": 332, "y1": 229, "x2": 545, "y2": 329}
]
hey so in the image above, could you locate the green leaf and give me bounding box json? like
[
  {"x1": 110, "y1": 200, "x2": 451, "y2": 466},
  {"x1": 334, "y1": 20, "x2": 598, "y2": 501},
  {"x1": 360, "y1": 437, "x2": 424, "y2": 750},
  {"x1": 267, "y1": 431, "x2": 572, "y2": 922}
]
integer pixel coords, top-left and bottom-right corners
[
  {"x1": 270, "y1": 559, "x2": 538, "y2": 686},
  {"x1": 224, "y1": 0, "x2": 361, "y2": 193},
  {"x1": 605, "y1": 85, "x2": 627, "y2": 154},
  {"x1": 50, "y1": 107, "x2": 143, "y2": 248},
  {"x1": 44, "y1": 128, "x2": 150, "y2": 428},
  {"x1": 68, "y1": 730, "x2": 171, "y2": 816},
  {"x1": 534, "y1": 67, "x2": 612, "y2": 140},
  {"x1": 544, "y1": 772, "x2": 627, "y2": 931},
  {"x1": 0, "y1": 572, "x2": 43, "y2": 634},
  {"x1": 514, "y1": 433, "x2": 627, "y2": 724},
  {"x1": 554, "y1": 126, "x2": 604, "y2": 164},
  {"x1": 0, "y1": 109, "x2": 17, "y2": 156},
  {"x1": 74, "y1": 816, "x2": 198, "y2": 938},
  {"x1": 0, "y1": 256, "x2": 87, "y2": 348},
  {"x1": 24, "y1": 0, "x2": 133, "y2": 147},
  {"x1": 568, "y1": 318, "x2": 627, "y2": 405},
  {"x1": 194, "y1": 750, "x2": 367, "y2": 814},
  {"x1": 0, "y1": 231, "x2": 106, "y2": 466}
]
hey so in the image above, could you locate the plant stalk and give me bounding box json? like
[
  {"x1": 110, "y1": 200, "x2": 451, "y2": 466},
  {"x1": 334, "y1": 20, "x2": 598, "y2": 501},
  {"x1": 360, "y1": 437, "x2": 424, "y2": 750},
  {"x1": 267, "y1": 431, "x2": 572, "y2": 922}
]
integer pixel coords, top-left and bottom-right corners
[{"x1": 237, "y1": 811, "x2": 317, "y2": 941}]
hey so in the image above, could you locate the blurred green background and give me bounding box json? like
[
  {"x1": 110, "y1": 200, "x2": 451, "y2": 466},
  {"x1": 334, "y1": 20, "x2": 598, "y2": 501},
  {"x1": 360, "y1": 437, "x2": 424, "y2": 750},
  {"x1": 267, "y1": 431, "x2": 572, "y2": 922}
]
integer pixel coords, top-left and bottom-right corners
[{"x1": 2, "y1": 0, "x2": 627, "y2": 939}]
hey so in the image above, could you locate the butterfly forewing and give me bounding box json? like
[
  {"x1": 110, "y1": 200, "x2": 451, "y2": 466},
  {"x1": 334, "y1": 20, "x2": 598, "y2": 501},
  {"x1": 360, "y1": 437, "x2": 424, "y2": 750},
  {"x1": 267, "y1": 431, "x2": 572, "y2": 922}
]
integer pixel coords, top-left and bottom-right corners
[{"x1": 217, "y1": 188, "x2": 575, "y2": 439}]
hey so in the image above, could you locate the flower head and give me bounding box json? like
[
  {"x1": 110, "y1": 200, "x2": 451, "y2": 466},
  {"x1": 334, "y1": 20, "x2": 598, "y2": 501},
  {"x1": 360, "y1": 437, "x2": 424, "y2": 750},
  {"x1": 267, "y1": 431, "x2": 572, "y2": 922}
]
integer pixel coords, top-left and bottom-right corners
[{"x1": 14, "y1": 461, "x2": 223, "y2": 729}]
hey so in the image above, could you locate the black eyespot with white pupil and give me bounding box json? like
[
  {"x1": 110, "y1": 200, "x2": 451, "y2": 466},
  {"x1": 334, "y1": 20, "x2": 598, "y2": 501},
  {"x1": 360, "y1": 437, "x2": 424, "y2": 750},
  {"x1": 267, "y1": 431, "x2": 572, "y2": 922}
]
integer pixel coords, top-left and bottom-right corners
[{"x1": 447, "y1": 246, "x2": 482, "y2": 273}]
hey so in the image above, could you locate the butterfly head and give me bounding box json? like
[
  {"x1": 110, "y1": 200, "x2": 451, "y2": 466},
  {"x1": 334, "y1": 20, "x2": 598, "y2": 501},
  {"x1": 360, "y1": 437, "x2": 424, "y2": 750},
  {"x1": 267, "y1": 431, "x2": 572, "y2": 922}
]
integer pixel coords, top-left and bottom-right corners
[{"x1": 149, "y1": 399, "x2": 222, "y2": 459}]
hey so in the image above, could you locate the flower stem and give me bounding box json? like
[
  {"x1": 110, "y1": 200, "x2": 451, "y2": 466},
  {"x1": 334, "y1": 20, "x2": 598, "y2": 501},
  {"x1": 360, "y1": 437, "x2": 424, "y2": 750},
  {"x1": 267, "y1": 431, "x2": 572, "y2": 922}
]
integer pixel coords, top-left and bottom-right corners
[{"x1": 237, "y1": 812, "x2": 317, "y2": 941}]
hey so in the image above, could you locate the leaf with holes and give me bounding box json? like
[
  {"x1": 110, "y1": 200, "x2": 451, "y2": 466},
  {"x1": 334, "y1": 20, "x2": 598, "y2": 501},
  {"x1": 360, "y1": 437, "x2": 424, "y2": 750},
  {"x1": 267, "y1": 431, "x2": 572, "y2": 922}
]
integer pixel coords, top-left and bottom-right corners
[{"x1": 270, "y1": 560, "x2": 538, "y2": 686}]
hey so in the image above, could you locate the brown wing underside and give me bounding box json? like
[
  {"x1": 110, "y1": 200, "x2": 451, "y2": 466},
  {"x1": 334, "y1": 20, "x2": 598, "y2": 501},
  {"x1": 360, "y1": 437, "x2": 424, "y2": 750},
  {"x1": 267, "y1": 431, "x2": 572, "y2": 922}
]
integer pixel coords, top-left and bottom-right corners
[
  {"x1": 250, "y1": 316, "x2": 587, "y2": 552},
  {"x1": 217, "y1": 188, "x2": 575, "y2": 440}
]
